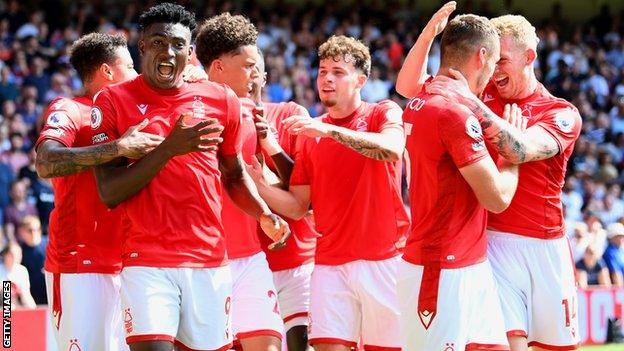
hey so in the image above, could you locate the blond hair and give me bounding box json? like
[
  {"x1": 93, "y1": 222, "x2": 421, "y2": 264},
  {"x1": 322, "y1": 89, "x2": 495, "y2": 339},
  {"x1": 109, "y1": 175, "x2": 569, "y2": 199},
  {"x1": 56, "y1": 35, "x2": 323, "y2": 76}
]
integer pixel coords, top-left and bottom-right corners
[
  {"x1": 318, "y1": 35, "x2": 371, "y2": 76},
  {"x1": 490, "y1": 15, "x2": 539, "y2": 50}
]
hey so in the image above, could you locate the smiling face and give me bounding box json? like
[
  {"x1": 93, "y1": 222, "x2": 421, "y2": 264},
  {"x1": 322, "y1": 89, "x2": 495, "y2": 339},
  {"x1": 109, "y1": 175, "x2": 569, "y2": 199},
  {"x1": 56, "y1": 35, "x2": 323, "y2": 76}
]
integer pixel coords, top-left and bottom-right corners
[
  {"x1": 317, "y1": 57, "x2": 365, "y2": 108},
  {"x1": 109, "y1": 46, "x2": 138, "y2": 84},
  {"x1": 492, "y1": 34, "x2": 533, "y2": 99},
  {"x1": 213, "y1": 45, "x2": 260, "y2": 98},
  {"x1": 139, "y1": 22, "x2": 192, "y2": 90}
]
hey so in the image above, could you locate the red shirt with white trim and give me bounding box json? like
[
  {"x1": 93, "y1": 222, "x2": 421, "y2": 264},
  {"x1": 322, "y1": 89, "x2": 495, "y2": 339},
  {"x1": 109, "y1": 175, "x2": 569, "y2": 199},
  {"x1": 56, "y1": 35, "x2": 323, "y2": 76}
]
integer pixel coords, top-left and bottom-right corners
[
  {"x1": 290, "y1": 100, "x2": 409, "y2": 266},
  {"x1": 483, "y1": 82, "x2": 582, "y2": 239},
  {"x1": 222, "y1": 98, "x2": 262, "y2": 259},
  {"x1": 36, "y1": 96, "x2": 124, "y2": 274},
  {"x1": 402, "y1": 92, "x2": 490, "y2": 268},
  {"x1": 91, "y1": 75, "x2": 243, "y2": 268},
  {"x1": 258, "y1": 101, "x2": 317, "y2": 271}
]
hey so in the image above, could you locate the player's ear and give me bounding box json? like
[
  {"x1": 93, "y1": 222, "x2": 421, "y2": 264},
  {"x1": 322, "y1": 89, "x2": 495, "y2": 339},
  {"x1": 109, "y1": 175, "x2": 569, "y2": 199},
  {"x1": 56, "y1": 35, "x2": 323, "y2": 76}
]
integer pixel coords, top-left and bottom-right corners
[
  {"x1": 100, "y1": 63, "x2": 114, "y2": 81},
  {"x1": 526, "y1": 48, "x2": 537, "y2": 66},
  {"x1": 138, "y1": 39, "x2": 145, "y2": 56},
  {"x1": 477, "y1": 47, "x2": 487, "y2": 68},
  {"x1": 188, "y1": 44, "x2": 194, "y2": 63},
  {"x1": 357, "y1": 73, "x2": 367, "y2": 89}
]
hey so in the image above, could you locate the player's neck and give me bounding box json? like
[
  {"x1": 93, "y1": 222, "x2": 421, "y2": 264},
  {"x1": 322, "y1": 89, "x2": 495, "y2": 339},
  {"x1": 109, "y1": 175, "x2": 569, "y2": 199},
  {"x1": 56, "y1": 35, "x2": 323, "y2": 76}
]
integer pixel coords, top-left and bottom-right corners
[
  {"x1": 84, "y1": 81, "x2": 107, "y2": 99},
  {"x1": 327, "y1": 94, "x2": 362, "y2": 119},
  {"x1": 513, "y1": 70, "x2": 539, "y2": 100},
  {"x1": 437, "y1": 66, "x2": 480, "y2": 95}
]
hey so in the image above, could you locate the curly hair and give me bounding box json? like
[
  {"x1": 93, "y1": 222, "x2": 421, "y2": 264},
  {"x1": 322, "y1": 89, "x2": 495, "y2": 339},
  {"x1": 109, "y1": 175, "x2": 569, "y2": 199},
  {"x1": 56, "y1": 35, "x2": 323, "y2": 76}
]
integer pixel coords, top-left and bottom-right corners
[
  {"x1": 194, "y1": 12, "x2": 258, "y2": 68},
  {"x1": 318, "y1": 35, "x2": 371, "y2": 77},
  {"x1": 69, "y1": 33, "x2": 127, "y2": 82},
  {"x1": 440, "y1": 14, "x2": 499, "y2": 67},
  {"x1": 138, "y1": 2, "x2": 196, "y2": 33}
]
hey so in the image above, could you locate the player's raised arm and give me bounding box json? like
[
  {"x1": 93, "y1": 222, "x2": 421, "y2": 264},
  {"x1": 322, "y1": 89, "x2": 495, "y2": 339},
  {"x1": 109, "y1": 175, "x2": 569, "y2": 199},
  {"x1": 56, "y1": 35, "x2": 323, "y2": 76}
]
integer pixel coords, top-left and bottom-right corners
[
  {"x1": 94, "y1": 113, "x2": 223, "y2": 208},
  {"x1": 395, "y1": 1, "x2": 456, "y2": 98},
  {"x1": 36, "y1": 119, "x2": 163, "y2": 178}
]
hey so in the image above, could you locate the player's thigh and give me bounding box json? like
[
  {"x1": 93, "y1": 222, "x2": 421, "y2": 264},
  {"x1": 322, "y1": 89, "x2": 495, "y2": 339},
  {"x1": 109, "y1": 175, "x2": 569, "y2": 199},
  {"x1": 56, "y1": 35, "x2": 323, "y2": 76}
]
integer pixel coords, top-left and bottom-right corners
[
  {"x1": 274, "y1": 262, "x2": 314, "y2": 331},
  {"x1": 176, "y1": 266, "x2": 233, "y2": 350},
  {"x1": 45, "y1": 271, "x2": 126, "y2": 351},
  {"x1": 527, "y1": 238, "x2": 579, "y2": 347},
  {"x1": 121, "y1": 267, "x2": 180, "y2": 345},
  {"x1": 239, "y1": 335, "x2": 282, "y2": 351},
  {"x1": 357, "y1": 257, "x2": 401, "y2": 349},
  {"x1": 308, "y1": 264, "x2": 359, "y2": 348},
  {"x1": 128, "y1": 340, "x2": 174, "y2": 351},
  {"x1": 313, "y1": 343, "x2": 352, "y2": 351},
  {"x1": 230, "y1": 253, "x2": 283, "y2": 339}
]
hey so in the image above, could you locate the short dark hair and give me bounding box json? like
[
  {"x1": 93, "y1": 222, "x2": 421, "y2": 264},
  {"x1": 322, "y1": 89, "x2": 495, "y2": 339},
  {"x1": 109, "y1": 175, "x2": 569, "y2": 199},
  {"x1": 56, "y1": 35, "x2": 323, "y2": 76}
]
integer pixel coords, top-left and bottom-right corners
[
  {"x1": 318, "y1": 35, "x2": 371, "y2": 77},
  {"x1": 440, "y1": 14, "x2": 499, "y2": 67},
  {"x1": 138, "y1": 2, "x2": 196, "y2": 33},
  {"x1": 69, "y1": 33, "x2": 127, "y2": 82},
  {"x1": 195, "y1": 12, "x2": 257, "y2": 68}
]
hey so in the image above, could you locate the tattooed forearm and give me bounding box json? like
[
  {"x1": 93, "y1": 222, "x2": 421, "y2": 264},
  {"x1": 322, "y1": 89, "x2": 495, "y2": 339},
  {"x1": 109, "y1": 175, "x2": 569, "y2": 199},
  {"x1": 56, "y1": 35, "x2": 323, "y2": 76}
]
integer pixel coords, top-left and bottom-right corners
[
  {"x1": 328, "y1": 129, "x2": 396, "y2": 161},
  {"x1": 37, "y1": 141, "x2": 121, "y2": 178}
]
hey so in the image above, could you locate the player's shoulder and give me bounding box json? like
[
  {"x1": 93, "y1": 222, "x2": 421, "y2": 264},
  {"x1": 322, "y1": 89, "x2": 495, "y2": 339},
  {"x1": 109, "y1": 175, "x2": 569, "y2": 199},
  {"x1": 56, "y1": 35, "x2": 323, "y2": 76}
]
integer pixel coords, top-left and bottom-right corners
[{"x1": 189, "y1": 80, "x2": 232, "y2": 98}]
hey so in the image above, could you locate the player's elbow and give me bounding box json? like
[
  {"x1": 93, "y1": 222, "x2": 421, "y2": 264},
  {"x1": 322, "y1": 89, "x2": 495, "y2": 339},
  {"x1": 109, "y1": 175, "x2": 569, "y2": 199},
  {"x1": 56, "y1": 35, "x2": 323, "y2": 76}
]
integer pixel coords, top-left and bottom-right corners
[
  {"x1": 95, "y1": 181, "x2": 121, "y2": 209},
  {"x1": 35, "y1": 161, "x2": 52, "y2": 179},
  {"x1": 483, "y1": 194, "x2": 513, "y2": 214}
]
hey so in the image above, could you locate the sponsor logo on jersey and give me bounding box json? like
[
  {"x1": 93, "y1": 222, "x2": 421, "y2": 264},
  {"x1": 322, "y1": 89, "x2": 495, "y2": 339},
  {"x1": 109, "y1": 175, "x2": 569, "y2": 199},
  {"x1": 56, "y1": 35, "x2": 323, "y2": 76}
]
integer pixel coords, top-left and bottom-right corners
[{"x1": 92, "y1": 132, "x2": 109, "y2": 144}]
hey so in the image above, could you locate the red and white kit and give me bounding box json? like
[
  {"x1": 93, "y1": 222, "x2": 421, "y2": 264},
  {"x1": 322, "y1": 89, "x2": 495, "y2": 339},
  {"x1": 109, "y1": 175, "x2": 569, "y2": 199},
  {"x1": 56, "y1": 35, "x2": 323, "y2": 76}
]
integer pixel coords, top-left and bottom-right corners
[
  {"x1": 483, "y1": 82, "x2": 582, "y2": 350},
  {"x1": 290, "y1": 100, "x2": 408, "y2": 349},
  {"x1": 37, "y1": 96, "x2": 128, "y2": 351},
  {"x1": 399, "y1": 92, "x2": 509, "y2": 351},
  {"x1": 221, "y1": 98, "x2": 283, "y2": 345},
  {"x1": 259, "y1": 101, "x2": 317, "y2": 331},
  {"x1": 92, "y1": 75, "x2": 242, "y2": 350}
]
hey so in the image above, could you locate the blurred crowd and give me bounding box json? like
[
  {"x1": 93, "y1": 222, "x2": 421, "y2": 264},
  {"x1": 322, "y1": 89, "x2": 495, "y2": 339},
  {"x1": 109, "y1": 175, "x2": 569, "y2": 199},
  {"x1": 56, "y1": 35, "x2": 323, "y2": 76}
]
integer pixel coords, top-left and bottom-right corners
[{"x1": 0, "y1": 0, "x2": 623, "y2": 306}]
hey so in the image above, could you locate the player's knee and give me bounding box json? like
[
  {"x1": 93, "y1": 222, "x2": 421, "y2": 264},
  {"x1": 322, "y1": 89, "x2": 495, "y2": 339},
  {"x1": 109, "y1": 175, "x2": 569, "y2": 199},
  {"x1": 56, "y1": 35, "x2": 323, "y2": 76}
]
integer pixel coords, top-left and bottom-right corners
[{"x1": 286, "y1": 325, "x2": 311, "y2": 351}]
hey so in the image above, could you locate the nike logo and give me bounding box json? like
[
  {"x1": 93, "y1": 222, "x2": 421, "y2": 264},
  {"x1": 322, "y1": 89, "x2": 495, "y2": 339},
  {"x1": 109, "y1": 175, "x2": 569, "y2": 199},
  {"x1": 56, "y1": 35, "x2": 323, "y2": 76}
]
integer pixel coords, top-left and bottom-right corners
[
  {"x1": 418, "y1": 309, "x2": 436, "y2": 330},
  {"x1": 137, "y1": 104, "x2": 148, "y2": 115}
]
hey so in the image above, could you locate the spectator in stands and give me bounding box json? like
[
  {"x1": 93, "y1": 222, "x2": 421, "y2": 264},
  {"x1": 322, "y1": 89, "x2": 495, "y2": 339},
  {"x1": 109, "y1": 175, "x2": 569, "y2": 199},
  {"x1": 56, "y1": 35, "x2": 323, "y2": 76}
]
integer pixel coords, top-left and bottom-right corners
[
  {"x1": 576, "y1": 244, "x2": 612, "y2": 288},
  {"x1": 4, "y1": 180, "x2": 37, "y2": 241},
  {"x1": 0, "y1": 241, "x2": 35, "y2": 308},
  {"x1": 603, "y1": 222, "x2": 624, "y2": 287},
  {"x1": 15, "y1": 215, "x2": 45, "y2": 304}
]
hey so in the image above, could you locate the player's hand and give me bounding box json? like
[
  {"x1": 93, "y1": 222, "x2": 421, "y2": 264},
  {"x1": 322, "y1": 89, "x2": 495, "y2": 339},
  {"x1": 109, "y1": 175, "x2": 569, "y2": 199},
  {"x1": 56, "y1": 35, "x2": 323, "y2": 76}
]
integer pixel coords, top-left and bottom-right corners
[
  {"x1": 503, "y1": 103, "x2": 527, "y2": 132},
  {"x1": 182, "y1": 64, "x2": 208, "y2": 83},
  {"x1": 282, "y1": 115, "x2": 330, "y2": 138},
  {"x1": 423, "y1": 1, "x2": 457, "y2": 38},
  {"x1": 246, "y1": 155, "x2": 267, "y2": 186},
  {"x1": 161, "y1": 112, "x2": 224, "y2": 157},
  {"x1": 255, "y1": 112, "x2": 270, "y2": 140},
  {"x1": 259, "y1": 212, "x2": 291, "y2": 250},
  {"x1": 426, "y1": 68, "x2": 475, "y2": 104},
  {"x1": 118, "y1": 119, "x2": 165, "y2": 159}
]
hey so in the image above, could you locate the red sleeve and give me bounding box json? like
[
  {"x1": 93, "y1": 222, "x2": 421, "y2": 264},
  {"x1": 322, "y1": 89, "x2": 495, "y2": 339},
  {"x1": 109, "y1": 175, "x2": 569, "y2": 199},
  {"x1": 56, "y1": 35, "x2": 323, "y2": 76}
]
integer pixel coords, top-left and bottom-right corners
[
  {"x1": 219, "y1": 86, "x2": 243, "y2": 156},
  {"x1": 91, "y1": 88, "x2": 121, "y2": 145},
  {"x1": 35, "y1": 98, "x2": 81, "y2": 149},
  {"x1": 290, "y1": 136, "x2": 311, "y2": 186},
  {"x1": 372, "y1": 100, "x2": 404, "y2": 133},
  {"x1": 287, "y1": 102, "x2": 310, "y2": 153},
  {"x1": 533, "y1": 107, "x2": 582, "y2": 153},
  {"x1": 439, "y1": 106, "x2": 488, "y2": 168}
]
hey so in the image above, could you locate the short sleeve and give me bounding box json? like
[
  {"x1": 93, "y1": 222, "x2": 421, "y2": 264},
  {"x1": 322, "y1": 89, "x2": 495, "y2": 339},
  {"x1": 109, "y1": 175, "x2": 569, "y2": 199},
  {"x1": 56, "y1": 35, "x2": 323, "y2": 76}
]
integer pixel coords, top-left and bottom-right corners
[
  {"x1": 372, "y1": 100, "x2": 404, "y2": 133},
  {"x1": 533, "y1": 107, "x2": 582, "y2": 153},
  {"x1": 219, "y1": 86, "x2": 243, "y2": 156},
  {"x1": 35, "y1": 98, "x2": 81, "y2": 150},
  {"x1": 287, "y1": 102, "x2": 310, "y2": 153},
  {"x1": 91, "y1": 88, "x2": 121, "y2": 145},
  {"x1": 439, "y1": 106, "x2": 489, "y2": 169},
  {"x1": 290, "y1": 137, "x2": 312, "y2": 186}
]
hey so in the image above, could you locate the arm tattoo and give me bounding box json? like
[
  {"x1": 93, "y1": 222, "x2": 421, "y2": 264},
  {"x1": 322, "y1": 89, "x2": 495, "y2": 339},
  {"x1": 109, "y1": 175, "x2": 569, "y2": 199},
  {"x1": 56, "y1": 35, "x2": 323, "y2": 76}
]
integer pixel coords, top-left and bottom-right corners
[
  {"x1": 329, "y1": 130, "x2": 393, "y2": 161},
  {"x1": 469, "y1": 103, "x2": 528, "y2": 163},
  {"x1": 38, "y1": 142, "x2": 120, "y2": 177}
]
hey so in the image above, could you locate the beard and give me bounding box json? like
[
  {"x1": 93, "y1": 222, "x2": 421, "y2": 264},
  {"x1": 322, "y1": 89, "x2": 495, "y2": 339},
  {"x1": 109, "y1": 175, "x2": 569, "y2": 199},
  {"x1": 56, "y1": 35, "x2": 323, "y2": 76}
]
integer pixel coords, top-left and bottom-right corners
[{"x1": 320, "y1": 97, "x2": 337, "y2": 107}]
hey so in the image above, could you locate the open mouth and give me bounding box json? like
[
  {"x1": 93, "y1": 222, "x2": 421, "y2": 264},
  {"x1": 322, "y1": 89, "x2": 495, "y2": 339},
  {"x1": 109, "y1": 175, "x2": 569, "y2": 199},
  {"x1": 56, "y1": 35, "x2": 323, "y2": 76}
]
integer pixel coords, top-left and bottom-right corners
[
  {"x1": 157, "y1": 62, "x2": 174, "y2": 78},
  {"x1": 495, "y1": 76, "x2": 509, "y2": 88},
  {"x1": 321, "y1": 87, "x2": 335, "y2": 93}
]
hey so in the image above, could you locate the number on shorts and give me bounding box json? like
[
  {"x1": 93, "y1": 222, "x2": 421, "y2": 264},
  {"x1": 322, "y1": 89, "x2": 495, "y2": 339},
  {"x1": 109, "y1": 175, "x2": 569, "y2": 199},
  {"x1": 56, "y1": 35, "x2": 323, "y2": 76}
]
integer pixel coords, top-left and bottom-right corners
[{"x1": 267, "y1": 290, "x2": 279, "y2": 315}]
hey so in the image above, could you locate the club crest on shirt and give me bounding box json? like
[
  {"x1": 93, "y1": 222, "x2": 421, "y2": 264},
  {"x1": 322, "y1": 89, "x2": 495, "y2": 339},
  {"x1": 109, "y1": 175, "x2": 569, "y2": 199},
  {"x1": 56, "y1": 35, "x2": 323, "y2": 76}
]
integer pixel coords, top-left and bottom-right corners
[
  {"x1": 47, "y1": 111, "x2": 68, "y2": 127},
  {"x1": 90, "y1": 107, "x2": 103, "y2": 129},
  {"x1": 554, "y1": 111, "x2": 574, "y2": 133}
]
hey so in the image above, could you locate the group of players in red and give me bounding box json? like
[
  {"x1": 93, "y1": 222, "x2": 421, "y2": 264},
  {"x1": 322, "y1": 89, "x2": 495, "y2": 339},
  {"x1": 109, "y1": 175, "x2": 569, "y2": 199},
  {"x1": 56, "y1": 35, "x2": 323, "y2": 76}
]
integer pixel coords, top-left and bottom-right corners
[{"x1": 34, "y1": 1, "x2": 582, "y2": 351}]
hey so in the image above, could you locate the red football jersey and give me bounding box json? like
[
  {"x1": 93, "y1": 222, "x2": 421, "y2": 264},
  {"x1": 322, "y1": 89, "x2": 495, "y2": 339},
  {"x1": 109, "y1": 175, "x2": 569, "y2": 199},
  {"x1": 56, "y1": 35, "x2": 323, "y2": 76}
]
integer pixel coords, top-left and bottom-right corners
[
  {"x1": 290, "y1": 100, "x2": 409, "y2": 266},
  {"x1": 402, "y1": 93, "x2": 490, "y2": 268},
  {"x1": 221, "y1": 98, "x2": 262, "y2": 259},
  {"x1": 482, "y1": 82, "x2": 582, "y2": 239},
  {"x1": 35, "y1": 96, "x2": 124, "y2": 274},
  {"x1": 91, "y1": 75, "x2": 242, "y2": 268},
  {"x1": 257, "y1": 101, "x2": 317, "y2": 271}
]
